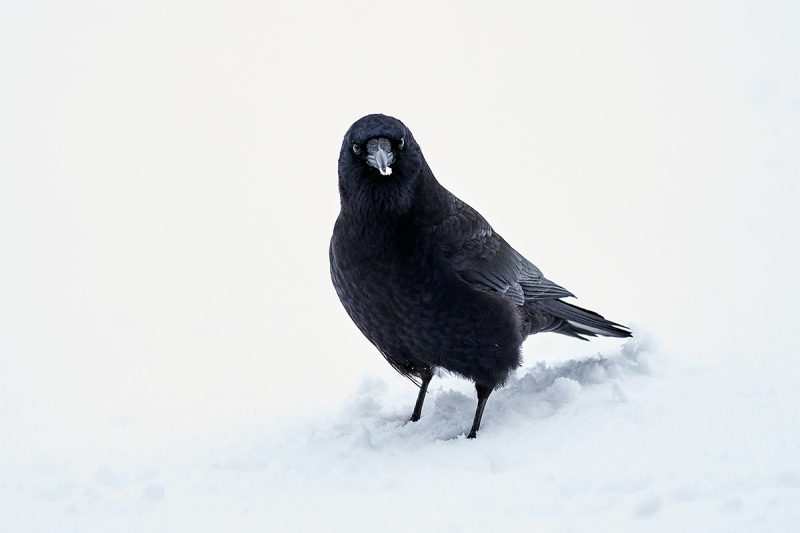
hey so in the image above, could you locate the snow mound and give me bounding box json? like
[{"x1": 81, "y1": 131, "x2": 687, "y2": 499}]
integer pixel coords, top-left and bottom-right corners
[
  {"x1": 4, "y1": 332, "x2": 799, "y2": 533},
  {"x1": 315, "y1": 330, "x2": 661, "y2": 445}
]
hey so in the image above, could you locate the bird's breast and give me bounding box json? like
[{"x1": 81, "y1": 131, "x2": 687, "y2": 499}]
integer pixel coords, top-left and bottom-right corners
[{"x1": 330, "y1": 219, "x2": 522, "y2": 366}]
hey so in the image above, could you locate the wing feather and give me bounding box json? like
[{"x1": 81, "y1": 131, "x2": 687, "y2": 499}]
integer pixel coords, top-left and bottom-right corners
[{"x1": 429, "y1": 197, "x2": 573, "y2": 305}]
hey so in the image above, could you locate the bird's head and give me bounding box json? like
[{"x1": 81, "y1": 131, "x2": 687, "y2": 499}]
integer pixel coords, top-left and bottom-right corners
[{"x1": 337, "y1": 114, "x2": 425, "y2": 216}]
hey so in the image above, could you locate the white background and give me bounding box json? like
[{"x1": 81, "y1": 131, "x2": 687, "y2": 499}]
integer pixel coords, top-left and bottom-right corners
[{"x1": 1, "y1": 2, "x2": 798, "y2": 531}]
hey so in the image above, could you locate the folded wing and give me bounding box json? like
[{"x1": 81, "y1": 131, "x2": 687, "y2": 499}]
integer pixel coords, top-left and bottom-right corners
[{"x1": 431, "y1": 198, "x2": 573, "y2": 305}]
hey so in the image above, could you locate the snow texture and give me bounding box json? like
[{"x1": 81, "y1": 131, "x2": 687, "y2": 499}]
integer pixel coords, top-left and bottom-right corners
[{"x1": 2, "y1": 332, "x2": 798, "y2": 532}]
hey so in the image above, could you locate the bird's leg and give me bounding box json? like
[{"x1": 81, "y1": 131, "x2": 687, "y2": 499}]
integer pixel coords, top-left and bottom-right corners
[
  {"x1": 467, "y1": 384, "x2": 493, "y2": 439},
  {"x1": 410, "y1": 368, "x2": 434, "y2": 422}
]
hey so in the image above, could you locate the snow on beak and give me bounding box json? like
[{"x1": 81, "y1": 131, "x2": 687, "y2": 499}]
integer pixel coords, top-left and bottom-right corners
[{"x1": 366, "y1": 137, "x2": 395, "y2": 176}]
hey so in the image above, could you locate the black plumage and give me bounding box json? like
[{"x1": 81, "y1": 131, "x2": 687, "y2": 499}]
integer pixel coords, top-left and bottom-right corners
[{"x1": 330, "y1": 114, "x2": 630, "y2": 438}]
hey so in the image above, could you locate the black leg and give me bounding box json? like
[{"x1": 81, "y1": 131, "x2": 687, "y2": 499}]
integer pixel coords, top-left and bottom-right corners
[
  {"x1": 467, "y1": 384, "x2": 493, "y2": 439},
  {"x1": 410, "y1": 369, "x2": 434, "y2": 422}
]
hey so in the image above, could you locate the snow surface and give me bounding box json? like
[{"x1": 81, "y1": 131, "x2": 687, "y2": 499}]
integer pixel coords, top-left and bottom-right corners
[{"x1": 2, "y1": 331, "x2": 799, "y2": 532}]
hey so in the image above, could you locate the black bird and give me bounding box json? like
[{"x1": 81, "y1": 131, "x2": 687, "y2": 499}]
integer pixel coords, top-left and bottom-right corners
[{"x1": 330, "y1": 114, "x2": 630, "y2": 438}]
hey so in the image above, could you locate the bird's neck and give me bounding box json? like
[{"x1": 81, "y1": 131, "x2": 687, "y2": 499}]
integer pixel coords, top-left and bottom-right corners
[{"x1": 338, "y1": 161, "x2": 449, "y2": 231}]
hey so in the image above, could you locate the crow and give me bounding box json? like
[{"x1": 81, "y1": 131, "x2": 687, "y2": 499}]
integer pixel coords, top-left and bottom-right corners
[{"x1": 330, "y1": 114, "x2": 630, "y2": 439}]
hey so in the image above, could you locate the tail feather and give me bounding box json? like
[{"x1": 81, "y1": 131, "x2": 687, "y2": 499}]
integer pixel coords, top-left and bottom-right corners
[{"x1": 536, "y1": 299, "x2": 631, "y2": 339}]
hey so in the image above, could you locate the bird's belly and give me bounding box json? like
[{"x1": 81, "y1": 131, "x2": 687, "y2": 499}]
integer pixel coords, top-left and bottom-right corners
[{"x1": 331, "y1": 254, "x2": 523, "y2": 381}]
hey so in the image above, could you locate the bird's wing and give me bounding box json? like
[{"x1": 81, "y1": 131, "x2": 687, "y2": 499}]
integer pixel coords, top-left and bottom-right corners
[{"x1": 429, "y1": 199, "x2": 574, "y2": 305}]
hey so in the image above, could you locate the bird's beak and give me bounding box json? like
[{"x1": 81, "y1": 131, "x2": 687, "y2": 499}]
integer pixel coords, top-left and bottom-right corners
[
  {"x1": 366, "y1": 138, "x2": 395, "y2": 176},
  {"x1": 371, "y1": 147, "x2": 393, "y2": 176}
]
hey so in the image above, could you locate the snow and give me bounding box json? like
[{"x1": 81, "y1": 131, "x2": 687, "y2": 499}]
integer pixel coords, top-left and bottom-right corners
[
  {"x1": 1, "y1": 1, "x2": 799, "y2": 531},
  {"x1": 2, "y1": 331, "x2": 799, "y2": 532}
]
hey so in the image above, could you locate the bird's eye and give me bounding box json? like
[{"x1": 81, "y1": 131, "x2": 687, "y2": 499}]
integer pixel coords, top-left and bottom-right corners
[
  {"x1": 352, "y1": 143, "x2": 361, "y2": 155},
  {"x1": 398, "y1": 137, "x2": 405, "y2": 150}
]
